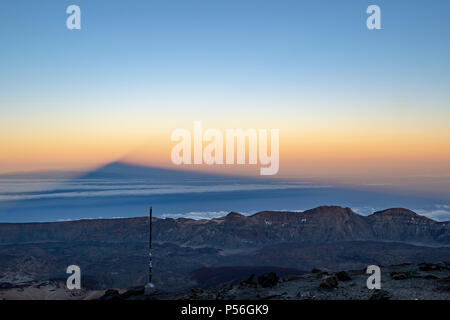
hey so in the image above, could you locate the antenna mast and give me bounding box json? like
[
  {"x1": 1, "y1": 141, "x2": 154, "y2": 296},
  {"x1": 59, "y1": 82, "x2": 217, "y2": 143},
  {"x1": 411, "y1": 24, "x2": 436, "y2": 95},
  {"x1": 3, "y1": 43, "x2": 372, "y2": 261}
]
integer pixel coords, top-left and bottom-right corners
[{"x1": 145, "y1": 206, "x2": 155, "y2": 294}]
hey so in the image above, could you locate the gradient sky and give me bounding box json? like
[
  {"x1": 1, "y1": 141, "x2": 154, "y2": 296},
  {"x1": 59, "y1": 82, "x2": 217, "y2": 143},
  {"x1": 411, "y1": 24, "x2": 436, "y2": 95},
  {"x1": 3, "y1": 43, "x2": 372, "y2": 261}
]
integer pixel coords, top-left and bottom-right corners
[{"x1": 1, "y1": 0, "x2": 449, "y2": 196}]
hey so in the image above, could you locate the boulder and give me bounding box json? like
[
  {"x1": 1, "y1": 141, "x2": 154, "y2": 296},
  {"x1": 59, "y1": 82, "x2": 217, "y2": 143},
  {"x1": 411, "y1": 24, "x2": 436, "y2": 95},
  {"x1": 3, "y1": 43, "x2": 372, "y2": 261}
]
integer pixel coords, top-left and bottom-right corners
[
  {"x1": 99, "y1": 289, "x2": 120, "y2": 301},
  {"x1": 239, "y1": 275, "x2": 257, "y2": 288},
  {"x1": 419, "y1": 263, "x2": 440, "y2": 271},
  {"x1": 319, "y1": 276, "x2": 338, "y2": 289},
  {"x1": 335, "y1": 271, "x2": 352, "y2": 281},
  {"x1": 120, "y1": 286, "x2": 145, "y2": 299},
  {"x1": 434, "y1": 285, "x2": 450, "y2": 293},
  {"x1": 191, "y1": 288, "x2": 204, "y2": 294},
  {"x1": 369, "y1": 290, "x2": 391, "y2": 300},
  {"x1": 0, "y1": 283, "x2": 13, "y2": 290},
  {"x1": 390, "y1": 272, "x2": 411, "y2": 280},
  {"x1": 257, "y1": 272, "x2": 279, "y2": 288}
]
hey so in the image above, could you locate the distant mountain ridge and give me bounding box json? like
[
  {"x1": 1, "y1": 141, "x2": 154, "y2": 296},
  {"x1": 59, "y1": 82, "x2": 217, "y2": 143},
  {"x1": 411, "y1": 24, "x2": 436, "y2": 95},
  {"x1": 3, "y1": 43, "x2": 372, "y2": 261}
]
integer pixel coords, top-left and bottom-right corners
[
  {"x1": 0, "y1": 206, "x2": 449, "y2": 247},
  {"x1": 153, "y1": 206, "x2": 450, "y2": 247}
]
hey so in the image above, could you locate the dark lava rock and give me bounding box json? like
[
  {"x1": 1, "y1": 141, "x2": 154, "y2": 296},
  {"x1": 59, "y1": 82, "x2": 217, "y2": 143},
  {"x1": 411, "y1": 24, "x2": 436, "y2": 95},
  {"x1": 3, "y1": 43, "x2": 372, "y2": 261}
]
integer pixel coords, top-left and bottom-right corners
[
  {"x1": 319, "y1": 276, "x2": 338, "y2": 289},
  {"x1": 434, "y1": 285, "x2": 450, "y2": 293},
  {"x1": 191, "y1": 288, "x2": 204, "y2": 294},
  {"x1": 335, "y1": 271, "x2": 352, "y2": 281},
  {"x1": 369, "y1": 290, "x2": 391, "y2": 300},
  {"x1": 104, "y1": 289, "x2": 119, "y2": 296},
  {"x1": 120, "y1": 286, "x2": 145, "y2": 299},
  {"x1": 257, "y1": 272, "x2": 279, "y2": 288},
  {"x1": 285, "y1": 275, "x2": 303, "y2": 282},
  {"x1": 433, "y1": 278, "x2": 450, "y2": 292},
  {"x1": 33, "y1": 281, "x2": 50, "y2": 289},
  {"x1": 224, "y1": 282, "x2": 233, "y2": 290},
  {"x1": 240, "y1": 274, "x2": 257, "y2": 288},
  {"x1": 422, "y1": 274, "x2": 439, "y2": 280},
  {"x1": 438, "y1": 277, "x2": 450, "y2": 284},
  {"x1": 390, "y1": 272, "x2": 411, "y2": 280},
  {"x1": 0, "y1": 282, "x2": 14, "y2": 290},
  {"x1": 312, "y1": 270, "x2": 329, "y2": 278},
  {"x1": 100, "y1": 289, "x2": 120, "y2": 301},
  {"x1": 394, "y1": 263, "x2": 412, "y2": 267},
  {"x1": 419, "y1": 263, "x2": 441, "y2": 271}
]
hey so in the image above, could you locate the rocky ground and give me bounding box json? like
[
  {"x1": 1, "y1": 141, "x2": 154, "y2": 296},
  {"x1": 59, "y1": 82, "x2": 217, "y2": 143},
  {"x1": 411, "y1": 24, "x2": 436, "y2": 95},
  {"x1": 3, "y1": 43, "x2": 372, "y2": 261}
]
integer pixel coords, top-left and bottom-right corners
[
  {"x1": 100, "y1": 262, "x2": 450, "y2": 300},
  {"x1": 2, "y1": 262, "x2": 449, "y2": 300},
  {"x1": 0, "y1": 279, "x2": 105, "y2": 300}
]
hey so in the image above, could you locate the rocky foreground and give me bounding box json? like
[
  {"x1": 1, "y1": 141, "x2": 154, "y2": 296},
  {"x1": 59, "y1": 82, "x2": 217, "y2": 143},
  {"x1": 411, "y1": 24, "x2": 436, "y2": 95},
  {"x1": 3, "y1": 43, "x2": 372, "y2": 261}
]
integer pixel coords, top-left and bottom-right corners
[
  {"x1": 0, "y1": 279, "x2": 104, "y2": 300},
  {"x1": 100, "y1": 262, "x2": 450, "y2": 300}
]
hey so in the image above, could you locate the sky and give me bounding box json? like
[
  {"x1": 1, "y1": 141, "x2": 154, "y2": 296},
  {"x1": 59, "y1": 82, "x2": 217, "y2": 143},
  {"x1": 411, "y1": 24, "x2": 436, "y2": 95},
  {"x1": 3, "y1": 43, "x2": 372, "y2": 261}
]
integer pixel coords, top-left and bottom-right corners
[{"x1": 0, "y1": 0, "x2": 449, "y2": 197}]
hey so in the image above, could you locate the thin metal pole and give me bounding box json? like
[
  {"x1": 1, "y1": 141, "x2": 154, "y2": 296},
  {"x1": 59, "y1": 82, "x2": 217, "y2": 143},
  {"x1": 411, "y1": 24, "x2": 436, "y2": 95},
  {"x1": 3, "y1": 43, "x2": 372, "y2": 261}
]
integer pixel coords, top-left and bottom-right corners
[
  {"x1": 145, "y1": 206, "x2": 155, "y2": 293},
  {"x1": 149, "y1": 206, "x2": 153, "y2": 285}
]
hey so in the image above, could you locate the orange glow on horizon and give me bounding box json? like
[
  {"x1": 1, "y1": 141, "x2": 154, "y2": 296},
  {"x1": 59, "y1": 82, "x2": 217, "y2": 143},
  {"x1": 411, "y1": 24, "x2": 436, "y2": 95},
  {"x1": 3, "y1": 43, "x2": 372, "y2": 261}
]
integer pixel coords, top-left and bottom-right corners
[{"x1": 1, "y1": 119, "x2": 449, "y2": 183}]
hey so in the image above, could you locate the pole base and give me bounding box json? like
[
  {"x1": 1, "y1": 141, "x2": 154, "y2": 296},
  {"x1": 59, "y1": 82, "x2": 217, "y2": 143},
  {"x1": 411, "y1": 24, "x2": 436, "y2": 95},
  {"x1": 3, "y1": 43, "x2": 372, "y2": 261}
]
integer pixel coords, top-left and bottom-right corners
[{"x1": 144, "y1": 282, "x2": 155, "y2": 295}]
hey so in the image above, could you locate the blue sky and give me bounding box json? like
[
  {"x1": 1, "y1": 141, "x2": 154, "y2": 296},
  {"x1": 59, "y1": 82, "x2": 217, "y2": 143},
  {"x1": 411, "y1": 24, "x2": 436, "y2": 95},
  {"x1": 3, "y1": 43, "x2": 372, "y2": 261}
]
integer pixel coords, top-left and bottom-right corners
[
  {"x1": 1, "y1": 0, "x2": 449, "y2": 102},
  {"x1": 0, "y1": 0, "x2": 449, "y2": 199}
]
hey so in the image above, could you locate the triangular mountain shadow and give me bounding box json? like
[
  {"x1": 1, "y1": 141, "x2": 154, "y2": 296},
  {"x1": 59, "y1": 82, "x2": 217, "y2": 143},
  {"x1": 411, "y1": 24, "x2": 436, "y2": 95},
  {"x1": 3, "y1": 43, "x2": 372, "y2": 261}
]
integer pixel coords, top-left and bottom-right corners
[{"x1": 79, "y1": 161, "x2": 270, "y2": 183}]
